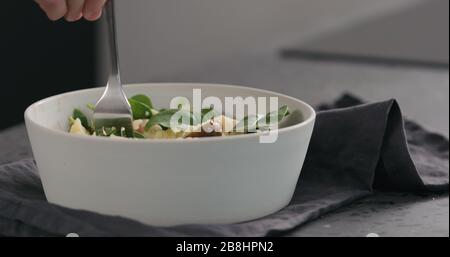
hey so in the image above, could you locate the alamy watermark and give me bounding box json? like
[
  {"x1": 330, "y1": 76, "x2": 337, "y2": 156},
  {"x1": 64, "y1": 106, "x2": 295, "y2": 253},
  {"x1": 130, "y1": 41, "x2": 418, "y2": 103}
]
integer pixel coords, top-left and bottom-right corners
[{"x1": 167, "y1": 89, "x2": 281, "y2": 143}]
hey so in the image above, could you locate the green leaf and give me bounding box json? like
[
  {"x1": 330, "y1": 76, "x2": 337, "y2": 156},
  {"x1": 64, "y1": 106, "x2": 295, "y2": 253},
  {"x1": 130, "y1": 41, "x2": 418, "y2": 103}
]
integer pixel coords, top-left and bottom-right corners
[
  {"x1": 190, "y1": 108, "x2": 217, "y2": 125},
  {"x1": 130, "y1": 94, "x2": 153, "y2": 109},
  {"x1": 98, "y1": 127, "x2": 118, "y2": 137},
  {"x1": 260, "y1": 105, "x2": 290, "y2": 126},
  {"x1": 172, "y1": 98, "x2": 191, "y2": 111},
  {"x1": 145, "y1": 109, "x2": 199, "y2": 131},
  {"x1": 86, "y1": 103, "x2": 96, "y2": 111},
  {"x1": 234, "y1": 114, "x2": 261, "y2": 133},
  {"x1": 133, "y1": 131, "x2": 145, "y2": 139},
  {"x1": 201, "y1": 108, "x2": 216, "y2": 118},
  {"x1": 234, "y1": 105, "x2": 290, "y2": 132},
  {"x1": 73, "y1": 109, "x2": 91, "y2": 130},
  {"x1": 145, "y1": 109, "x2": 178, "y2": 130},
  {"x1": 129, "y1": 99, "x2": 153, "y2": 120},
  {"x1": 68, "y1": 116, "x2": 76, "y2": 127}
]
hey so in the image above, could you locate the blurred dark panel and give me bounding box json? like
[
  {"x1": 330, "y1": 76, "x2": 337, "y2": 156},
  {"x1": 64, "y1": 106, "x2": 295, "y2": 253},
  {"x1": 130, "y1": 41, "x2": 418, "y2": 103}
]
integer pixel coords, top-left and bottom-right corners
[{"x1": 0, "y1": 1, "x2": 97, "y2": 130}]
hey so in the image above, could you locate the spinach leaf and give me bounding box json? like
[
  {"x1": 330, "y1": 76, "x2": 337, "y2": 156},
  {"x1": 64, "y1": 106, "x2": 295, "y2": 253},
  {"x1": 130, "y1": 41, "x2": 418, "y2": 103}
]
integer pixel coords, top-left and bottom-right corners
[
  {"x1": 145, "y1": 109, "x2": 178, "y2": 130},
  {"x1": 86, "y1": 103, "x2": 96, "y2": 111},
  {"x1": 133, "y1": 131, "x2": 145, "y2": 139},
  {"x1": 234, "y1": 105, "x2": 290, "y2": 132},
  {"x1": 99, "y1": 127, "x2": 118, "y2": 137},
  {"x1": 129, "y1": 99, "x2": 153, "y2": 120},
  {"x1": 130, "y1": 94, "x2": 153, "y2": 109},
  {"x1": 259, "y1": 105, "x2": 290, "y2": 127},
  {"x1": 145, "y1": 109, "x2": 199, "y2": 131},
  {"x1": 234, "y1": 114, "x2": 261, "y2": 133},
  {"x1": 191, "y1": 108, "x2": 217, "y2": 124},
  {"x1": 68, "y1": 116, "x2": 76, "y2": 127},
  {"x1": 73, "y1": 109, "x2": 91, "y2": 130},
  {"x1": 185, "y1": 110, "x2": 201, "y2": 126},
  {"x1": 201, "y1": 107, "x2": 216, "y2": 118}
]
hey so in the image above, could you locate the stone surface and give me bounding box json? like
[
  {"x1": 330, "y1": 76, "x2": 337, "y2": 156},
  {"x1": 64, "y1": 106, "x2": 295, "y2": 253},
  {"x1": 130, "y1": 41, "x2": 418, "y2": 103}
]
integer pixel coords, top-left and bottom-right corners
[{"x1": 288, "y1": 192, "x2": 449, "y2": 237}]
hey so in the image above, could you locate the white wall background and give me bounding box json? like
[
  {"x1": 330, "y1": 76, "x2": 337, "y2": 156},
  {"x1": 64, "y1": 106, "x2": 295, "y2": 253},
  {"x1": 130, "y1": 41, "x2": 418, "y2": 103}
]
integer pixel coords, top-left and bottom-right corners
[{"x1": 97, "y1": 0, "x2": 420, "y2": 83}]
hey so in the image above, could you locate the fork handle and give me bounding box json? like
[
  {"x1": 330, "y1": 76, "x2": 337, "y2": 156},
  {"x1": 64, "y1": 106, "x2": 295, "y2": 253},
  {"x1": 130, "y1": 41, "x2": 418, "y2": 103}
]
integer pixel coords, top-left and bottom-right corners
[
  {"x1": 105, "y1": 0, "x2": 121, "y2": 85},
  {"x1": 97, "y1": 0, "x2": 130, "y2": 111}
]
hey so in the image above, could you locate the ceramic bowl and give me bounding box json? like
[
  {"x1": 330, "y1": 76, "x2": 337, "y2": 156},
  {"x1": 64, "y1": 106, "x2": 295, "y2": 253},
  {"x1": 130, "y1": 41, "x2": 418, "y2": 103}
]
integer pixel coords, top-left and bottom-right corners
[{"x1": 25, "y1": 83, "x2": 315, "y2": 226}]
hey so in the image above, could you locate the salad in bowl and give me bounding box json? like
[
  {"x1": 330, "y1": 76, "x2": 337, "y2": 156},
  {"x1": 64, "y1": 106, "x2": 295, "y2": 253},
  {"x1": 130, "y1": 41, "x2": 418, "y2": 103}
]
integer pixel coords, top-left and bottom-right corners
[{"x1": 69, "y1": 94, "x2": 291, "y2": 139}]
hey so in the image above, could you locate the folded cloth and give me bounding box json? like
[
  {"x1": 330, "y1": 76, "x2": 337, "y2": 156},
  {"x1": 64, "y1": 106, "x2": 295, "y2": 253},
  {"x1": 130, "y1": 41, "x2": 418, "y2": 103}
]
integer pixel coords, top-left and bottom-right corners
[{"x1": 0, "y1": 95, "x2": 448, "y2": 237}]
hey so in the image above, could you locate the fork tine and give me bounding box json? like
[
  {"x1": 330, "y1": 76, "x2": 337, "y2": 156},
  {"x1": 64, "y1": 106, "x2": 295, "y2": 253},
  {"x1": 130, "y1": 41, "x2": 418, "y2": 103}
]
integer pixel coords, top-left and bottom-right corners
[{"x1": 94, "y1": 116, "x2": 134, "y2": 138}]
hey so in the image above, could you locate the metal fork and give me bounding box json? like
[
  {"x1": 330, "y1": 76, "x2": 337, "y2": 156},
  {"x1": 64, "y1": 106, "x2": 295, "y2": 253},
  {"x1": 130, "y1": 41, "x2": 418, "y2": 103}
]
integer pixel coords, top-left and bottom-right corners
[{"x1": 93, "y1": 0, "x2": 134, "y2": 137}]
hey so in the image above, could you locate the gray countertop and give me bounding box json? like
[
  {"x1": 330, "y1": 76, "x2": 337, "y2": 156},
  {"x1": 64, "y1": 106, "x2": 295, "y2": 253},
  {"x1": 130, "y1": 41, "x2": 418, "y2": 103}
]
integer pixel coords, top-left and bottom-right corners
[
  {"x1": 290, "y1": 192, "x2": 448, "y2": 237},
  {"x1": 2, "y1": 51, "x2": 448, "y2": 237}
]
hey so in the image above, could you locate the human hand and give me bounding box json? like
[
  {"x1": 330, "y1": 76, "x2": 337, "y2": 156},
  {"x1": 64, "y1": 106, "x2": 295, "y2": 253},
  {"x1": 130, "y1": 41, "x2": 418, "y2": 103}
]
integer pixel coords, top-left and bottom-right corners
[{"x1": 35, "y1": 0, "x2": 107, "y2": 22}]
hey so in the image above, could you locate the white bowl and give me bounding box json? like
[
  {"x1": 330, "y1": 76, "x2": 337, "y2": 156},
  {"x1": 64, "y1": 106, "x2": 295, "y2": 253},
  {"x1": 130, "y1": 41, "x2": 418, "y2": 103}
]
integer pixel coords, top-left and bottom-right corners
[{"x1": 25, "y1": 83, "x2": 315, "y2": 226}]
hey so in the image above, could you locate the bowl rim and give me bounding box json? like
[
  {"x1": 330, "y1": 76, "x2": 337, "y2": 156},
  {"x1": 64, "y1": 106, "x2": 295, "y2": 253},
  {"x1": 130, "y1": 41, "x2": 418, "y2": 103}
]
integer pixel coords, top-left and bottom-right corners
[{"x1": 25, "y1": 83, "x2": 316, "y2": 144}]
